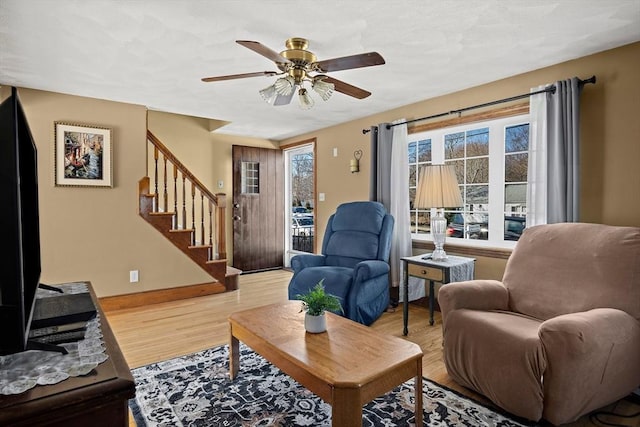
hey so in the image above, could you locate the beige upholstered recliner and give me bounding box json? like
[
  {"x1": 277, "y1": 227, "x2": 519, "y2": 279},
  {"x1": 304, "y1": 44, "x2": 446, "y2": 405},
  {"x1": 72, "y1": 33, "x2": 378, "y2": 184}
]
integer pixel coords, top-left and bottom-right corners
[{"x1": 439, "y1": 222, "x2": 640, "y2": 425}]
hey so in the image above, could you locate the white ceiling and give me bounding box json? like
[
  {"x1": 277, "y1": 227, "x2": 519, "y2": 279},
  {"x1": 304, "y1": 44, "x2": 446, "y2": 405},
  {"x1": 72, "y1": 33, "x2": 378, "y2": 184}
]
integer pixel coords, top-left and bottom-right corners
[{"x1": 2, "y1": 1, "x2": 639, "y2": 141}]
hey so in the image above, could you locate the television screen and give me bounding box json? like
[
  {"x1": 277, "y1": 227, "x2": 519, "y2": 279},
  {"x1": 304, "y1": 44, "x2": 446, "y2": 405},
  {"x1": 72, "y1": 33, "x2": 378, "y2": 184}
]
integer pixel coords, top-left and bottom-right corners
[{"x1": 0, "y1": 87, "x2": 42, "y2": 355}]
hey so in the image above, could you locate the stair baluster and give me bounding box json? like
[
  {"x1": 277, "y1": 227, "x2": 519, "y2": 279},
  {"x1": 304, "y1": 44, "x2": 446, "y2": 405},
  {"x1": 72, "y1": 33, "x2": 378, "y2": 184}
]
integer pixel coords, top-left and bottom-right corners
[{"x1": 138, "y1": 131, "x2": 238, "y2": 291}]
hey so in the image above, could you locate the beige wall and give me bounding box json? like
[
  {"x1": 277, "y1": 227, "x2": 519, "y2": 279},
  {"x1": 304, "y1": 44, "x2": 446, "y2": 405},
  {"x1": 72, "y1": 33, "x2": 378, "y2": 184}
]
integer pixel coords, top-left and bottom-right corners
[
  {"x1": 282, "y1": 42, "x2": 640, "y2": 280},
  {"x1": 6, "y1": 42, "x2": 638, "y2": 297},
  {"x1": 13, "y1": 89, "x2": 241, "y2": 297},
  {"x1": 8, "y1": 89, "x2": 276, "y2": 298}
]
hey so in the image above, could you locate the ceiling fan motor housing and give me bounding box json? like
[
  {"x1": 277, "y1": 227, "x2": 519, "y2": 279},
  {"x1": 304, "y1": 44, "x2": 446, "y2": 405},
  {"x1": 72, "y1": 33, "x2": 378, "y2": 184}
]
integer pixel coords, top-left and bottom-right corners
[{"x1": 278, "y1": 38, "x2": 317, "y2": 83}]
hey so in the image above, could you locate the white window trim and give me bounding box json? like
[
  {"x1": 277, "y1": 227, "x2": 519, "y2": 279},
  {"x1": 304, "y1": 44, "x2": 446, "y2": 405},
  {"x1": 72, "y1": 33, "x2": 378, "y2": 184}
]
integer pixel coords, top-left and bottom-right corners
[{"x1": 410, "y1": 114, "x2": 530, "y2": 250}]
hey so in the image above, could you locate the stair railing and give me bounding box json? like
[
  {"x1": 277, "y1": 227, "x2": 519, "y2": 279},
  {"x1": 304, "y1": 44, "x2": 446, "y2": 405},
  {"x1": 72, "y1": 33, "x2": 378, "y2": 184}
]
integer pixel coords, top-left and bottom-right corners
[{"x1": 146, "y1": 130, "x2": 226, "y2": 261}]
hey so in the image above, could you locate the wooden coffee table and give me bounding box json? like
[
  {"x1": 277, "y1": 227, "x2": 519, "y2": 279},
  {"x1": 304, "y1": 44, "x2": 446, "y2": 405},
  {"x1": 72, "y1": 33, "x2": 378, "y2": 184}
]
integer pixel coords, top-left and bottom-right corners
[{"x1": 228, "y1": 301, "x2": 424, "y2": 427}]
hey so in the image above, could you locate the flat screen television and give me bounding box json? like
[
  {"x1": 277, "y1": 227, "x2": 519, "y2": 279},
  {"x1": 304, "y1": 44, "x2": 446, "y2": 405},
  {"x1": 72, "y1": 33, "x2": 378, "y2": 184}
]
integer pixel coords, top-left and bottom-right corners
[{"x1": 0, "y1": 87, "x2": 42, "y2": 355}]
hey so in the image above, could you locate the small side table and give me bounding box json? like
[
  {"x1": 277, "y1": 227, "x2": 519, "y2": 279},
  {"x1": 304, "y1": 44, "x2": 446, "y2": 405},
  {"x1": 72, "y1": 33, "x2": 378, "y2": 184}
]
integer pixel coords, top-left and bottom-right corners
[{"x1": 401, "y1": 254, "x2": 475, "y2": 335}]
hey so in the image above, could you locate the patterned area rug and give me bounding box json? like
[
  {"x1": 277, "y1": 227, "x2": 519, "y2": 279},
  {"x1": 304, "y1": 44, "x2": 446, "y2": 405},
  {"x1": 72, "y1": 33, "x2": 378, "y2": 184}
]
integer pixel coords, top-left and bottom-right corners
[{"x1": 129, "y1": 344, "x2": 530, "y2": 426}]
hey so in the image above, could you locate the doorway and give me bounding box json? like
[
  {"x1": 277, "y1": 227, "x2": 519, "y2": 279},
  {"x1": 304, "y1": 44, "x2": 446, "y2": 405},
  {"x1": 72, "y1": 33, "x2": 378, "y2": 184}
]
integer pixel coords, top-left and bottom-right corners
[
  {"x1": 232, "y1": 145, "x2": 284, "y2": 273},
  {"x1": 284, "y1": 141, "x2": 316, "y2": 267}
]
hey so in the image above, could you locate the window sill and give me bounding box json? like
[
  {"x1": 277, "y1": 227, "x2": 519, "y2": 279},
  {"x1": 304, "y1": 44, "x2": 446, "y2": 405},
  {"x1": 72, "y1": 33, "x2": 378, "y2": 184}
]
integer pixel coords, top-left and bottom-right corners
[{"x1": 412, "y1": 237, "x2": 513, "y2": 260}]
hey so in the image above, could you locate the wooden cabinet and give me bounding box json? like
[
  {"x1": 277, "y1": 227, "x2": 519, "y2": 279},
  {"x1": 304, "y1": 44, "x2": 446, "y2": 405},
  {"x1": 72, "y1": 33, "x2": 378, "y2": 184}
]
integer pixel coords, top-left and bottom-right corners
[{"x1": 0, "y1": 282, "x2": 135, "y2": 427}]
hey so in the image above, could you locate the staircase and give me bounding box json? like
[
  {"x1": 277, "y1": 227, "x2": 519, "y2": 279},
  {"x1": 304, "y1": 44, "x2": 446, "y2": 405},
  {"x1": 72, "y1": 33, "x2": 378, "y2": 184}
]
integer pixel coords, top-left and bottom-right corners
[{"x1": 138, "y1": 131, "x2": 240, "y2": 292}]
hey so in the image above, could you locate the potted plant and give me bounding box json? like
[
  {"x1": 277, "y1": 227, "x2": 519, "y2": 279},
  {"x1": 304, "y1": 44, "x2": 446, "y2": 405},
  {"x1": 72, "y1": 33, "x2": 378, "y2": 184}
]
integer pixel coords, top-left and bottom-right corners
[{"x1": 296, "y1": 279, "x2": 343, "y2": 333}]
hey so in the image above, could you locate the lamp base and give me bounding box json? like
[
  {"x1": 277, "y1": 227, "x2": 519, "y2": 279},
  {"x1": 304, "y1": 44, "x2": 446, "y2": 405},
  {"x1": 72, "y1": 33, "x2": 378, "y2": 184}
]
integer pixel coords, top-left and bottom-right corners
[
  {"x1": 431, "y1": 247, "x2": 448, "y2": 261},
  {"x1": 431, "y1": 210, "x2": 449, "y2": 261}
]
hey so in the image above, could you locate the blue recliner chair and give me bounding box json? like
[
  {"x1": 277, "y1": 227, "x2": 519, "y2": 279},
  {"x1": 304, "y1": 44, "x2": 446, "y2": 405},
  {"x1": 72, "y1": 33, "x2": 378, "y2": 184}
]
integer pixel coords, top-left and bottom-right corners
[{"x1": 288, "y1": 201, "x2": 394, "y2": 326}]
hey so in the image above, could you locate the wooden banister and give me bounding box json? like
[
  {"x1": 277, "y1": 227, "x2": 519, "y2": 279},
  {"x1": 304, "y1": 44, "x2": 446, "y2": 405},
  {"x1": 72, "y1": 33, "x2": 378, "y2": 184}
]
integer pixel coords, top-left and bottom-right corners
[{"x1": 143, "y1": 130, "x2": 228, "y2": 278}]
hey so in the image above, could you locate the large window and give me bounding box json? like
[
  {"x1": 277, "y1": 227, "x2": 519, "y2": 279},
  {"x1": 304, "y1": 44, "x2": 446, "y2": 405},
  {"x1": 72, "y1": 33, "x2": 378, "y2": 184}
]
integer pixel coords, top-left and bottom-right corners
[{"x1": 409, "y1": 114, "x2": 529, "y2": 247}]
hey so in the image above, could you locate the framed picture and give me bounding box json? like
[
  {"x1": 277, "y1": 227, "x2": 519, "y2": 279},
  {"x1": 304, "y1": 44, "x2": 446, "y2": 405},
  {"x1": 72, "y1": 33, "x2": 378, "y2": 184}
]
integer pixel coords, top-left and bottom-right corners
[{"x1": 54, "y1": 122, "x2": 113, "y2": 187}]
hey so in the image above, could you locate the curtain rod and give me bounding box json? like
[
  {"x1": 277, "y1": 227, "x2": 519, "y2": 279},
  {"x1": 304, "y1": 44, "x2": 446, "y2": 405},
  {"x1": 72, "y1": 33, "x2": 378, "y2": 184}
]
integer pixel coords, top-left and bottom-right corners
[{"x1": 362, "y1": 75, "x2": 596, "y2": 134}]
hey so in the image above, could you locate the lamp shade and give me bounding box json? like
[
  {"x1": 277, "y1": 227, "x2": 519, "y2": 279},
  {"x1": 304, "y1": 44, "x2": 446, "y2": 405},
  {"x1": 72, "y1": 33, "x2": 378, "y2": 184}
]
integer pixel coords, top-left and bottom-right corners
[{"x1": 415, "y1": 164, "x2": 463, "y2": 209}]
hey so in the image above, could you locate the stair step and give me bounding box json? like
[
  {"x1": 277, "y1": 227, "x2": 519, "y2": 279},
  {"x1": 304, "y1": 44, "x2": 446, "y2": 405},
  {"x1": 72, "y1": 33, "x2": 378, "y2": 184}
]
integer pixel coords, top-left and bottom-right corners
[
  {"x1": 138, "y1": 174, "x2": 229, "y2": 290},
  {"x1": 225, "y1": 266, "x2": 242, "y2": 291},
  {"x1": 149, "y1": 211, "x2": 175, "y2": 217}
]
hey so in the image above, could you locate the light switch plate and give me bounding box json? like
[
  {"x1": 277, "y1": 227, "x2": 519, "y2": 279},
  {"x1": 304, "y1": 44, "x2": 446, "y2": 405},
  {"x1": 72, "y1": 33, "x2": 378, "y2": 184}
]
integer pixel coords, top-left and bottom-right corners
[{"x1": 129, "y1": 270, "x2": 139, "y2": 283}]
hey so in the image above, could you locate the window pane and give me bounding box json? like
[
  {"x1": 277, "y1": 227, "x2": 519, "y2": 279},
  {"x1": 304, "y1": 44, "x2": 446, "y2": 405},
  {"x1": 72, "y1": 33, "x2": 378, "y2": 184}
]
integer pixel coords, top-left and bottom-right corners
[
  {"x1": 291, "y1": 152, "x2": 313, "y2": 205},
  {"x1": 504, "y1": 183, "x2": 527, "y2": 210},
  {"x1": 505, "y1": 124, "x2": 529, "y2": 153},
  {"x1": 505, "y1": 153, "x2": 528, "y2": 182},
  {"x1": 466, "y1": 127, "x2": 489, "y2": 156},
  {"x1": 466, "y1": 185, "x2": 489, "y2": 205},
  {"x1": 409, "y1": 164, "x2": 417, "y2": 188},
  {"x1": 408, "y1": 141, "x2": 417, "y2": 163},
  {"x1": 409, "y1": 211, "x2": 417, "y2": 233},
  {"x1": 417, "y1": 139, "x2": 432, "y2": 162},
  {"x1": 410, "y1": 209, "x2": 429, "y2": 233},
  {"x1": 417, "y1": 210, "x2": 430, "y2": 233},
  {"x1": 444, "y1": 132, "x2": 464, "y2": 159},
  {"x1": 409, "y1": 187, "x2": 416, "y2": 209},
  {"x1": 446, "y1": 210, "x2": 487, "y2": 240},
  {"x1": 450, "y1": 159, "x2": 464, "y2": 184},
  {"x1": 504, "y1": 215, "x2": 526, "y2": 241},
  {"x1": 241, "y1": 161, "x2": 259, "y2": 194},
  {"x1": 466, "y1": 157, "x2": 489, "y2": 183}
]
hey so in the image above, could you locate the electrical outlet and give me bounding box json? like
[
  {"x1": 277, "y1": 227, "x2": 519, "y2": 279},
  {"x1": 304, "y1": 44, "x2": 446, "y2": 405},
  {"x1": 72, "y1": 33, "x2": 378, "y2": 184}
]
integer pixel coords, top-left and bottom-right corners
[{"x1": 129, "y1": 270, "x2": 139, "y2": 283}]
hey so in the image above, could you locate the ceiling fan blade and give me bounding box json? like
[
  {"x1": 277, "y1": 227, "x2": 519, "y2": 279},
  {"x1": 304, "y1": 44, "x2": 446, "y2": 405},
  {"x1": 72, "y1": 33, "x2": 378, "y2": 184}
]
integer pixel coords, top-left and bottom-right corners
[
  {"x1": 273, "y1": 91, "x2": 294, "y2": 106},
  {"x1": 201, "y1": 71, "x2": 278, "y2": 82},
  {"x1": 236, "y1": 40, "x2": 292, "y2": 64},
  {"x1": 321, "y1": 76, "x2": 372, "y2": 99},
  {"x1": 314, "y1": 52, "x2": 385, "y2": 73}
]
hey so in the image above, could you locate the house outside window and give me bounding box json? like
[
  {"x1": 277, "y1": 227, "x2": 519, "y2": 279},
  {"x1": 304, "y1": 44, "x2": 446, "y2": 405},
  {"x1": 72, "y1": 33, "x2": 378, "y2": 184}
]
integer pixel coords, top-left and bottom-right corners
[{"x1": 409, "y1": 114, "x2": 529, "y2": 248}]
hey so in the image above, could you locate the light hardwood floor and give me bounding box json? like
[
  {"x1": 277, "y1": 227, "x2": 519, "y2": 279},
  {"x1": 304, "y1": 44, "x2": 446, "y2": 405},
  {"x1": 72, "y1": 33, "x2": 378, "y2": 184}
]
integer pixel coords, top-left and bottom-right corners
[{"x1": 104, "y1": 269, "x2": 639, "y2": 427}]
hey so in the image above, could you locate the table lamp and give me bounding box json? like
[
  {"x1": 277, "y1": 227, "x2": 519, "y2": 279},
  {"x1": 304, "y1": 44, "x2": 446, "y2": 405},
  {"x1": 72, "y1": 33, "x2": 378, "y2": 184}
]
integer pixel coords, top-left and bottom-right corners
[{"x1": 414, "y1": 164, "x2": 463, "y2": 261}]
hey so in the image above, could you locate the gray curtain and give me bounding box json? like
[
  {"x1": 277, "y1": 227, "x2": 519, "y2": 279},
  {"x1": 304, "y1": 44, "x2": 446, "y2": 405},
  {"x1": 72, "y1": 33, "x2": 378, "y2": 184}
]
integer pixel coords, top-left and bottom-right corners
[
  {"x1": 370, "y1": 122, "x2": 412, "y2": 293},
  {"x1": 547, "y1": 77, "x2": 581, "y2": 223},
  {"x1": 370, "y1": 124, "x2": 393, "y2": 204}
]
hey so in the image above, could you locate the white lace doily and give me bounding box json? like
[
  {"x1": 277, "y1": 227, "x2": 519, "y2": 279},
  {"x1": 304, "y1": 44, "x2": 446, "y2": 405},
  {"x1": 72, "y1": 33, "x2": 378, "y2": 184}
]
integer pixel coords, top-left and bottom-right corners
[{"x1": 0, "y1": 283, "x2": 109, "y2": 395}]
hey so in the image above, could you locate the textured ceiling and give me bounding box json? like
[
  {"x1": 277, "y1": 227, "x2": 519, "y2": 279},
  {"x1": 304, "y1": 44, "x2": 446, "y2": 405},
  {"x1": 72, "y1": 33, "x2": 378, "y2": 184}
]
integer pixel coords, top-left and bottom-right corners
[{"x1": 1, "y1": 0, "x2": 639, "y2": 141}]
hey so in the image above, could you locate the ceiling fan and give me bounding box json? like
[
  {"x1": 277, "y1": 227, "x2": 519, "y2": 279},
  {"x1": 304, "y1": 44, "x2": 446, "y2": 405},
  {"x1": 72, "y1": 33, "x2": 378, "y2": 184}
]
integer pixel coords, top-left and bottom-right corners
[{"x1": 201, "y1": 37, "x2": 385, "y2": 109}]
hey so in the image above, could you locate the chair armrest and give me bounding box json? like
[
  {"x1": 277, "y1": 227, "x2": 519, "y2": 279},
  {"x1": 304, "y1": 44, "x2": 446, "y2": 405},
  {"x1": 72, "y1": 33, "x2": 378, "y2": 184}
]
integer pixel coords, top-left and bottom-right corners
[
  {"x1": 540, "y1": 308, "x2": 640, "y2": 355},
  {"x1": 348, "y1": 261, "x2": 391, "y2": 323},
  {"x1": 352, "y1": 260, "x2": 390, "y2": 282},
  {"x1": 290, "y1": 254, "x2": 326, "y2": 273},
  {"x1": 438, "y1": 280, "x2": 509, "y2": 324},
  {"x1": 539, "y1": 308, "x2": 640, "y2": 424}
]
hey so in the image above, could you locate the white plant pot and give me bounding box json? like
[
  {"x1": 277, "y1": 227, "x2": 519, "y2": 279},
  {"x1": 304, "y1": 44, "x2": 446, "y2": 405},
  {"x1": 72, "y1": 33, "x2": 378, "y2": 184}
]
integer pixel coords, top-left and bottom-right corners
[{"x1": 304, "y1": 312, "x2": 327, "y2": 333}]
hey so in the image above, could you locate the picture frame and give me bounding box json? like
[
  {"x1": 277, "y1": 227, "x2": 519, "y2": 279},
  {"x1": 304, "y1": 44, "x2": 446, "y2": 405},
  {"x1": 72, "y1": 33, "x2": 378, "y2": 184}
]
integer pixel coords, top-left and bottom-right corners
[{"x1": 54, "y1": 122, "x2": 113, "y2": 188}]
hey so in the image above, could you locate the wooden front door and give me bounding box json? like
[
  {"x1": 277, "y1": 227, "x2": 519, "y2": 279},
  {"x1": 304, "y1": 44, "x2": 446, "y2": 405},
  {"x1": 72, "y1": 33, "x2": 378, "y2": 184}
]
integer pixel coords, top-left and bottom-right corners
[{"x1": 232, "y1": 145, "x2": 284, "y2": 272}]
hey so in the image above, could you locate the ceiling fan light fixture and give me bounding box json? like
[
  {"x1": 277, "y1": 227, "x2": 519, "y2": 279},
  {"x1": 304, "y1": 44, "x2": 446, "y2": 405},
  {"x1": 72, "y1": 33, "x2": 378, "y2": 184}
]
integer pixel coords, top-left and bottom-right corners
[
  {"x1": 259, "y1": 83, "x2": 278, "y2": 105},
  {"x1": 298, "y1": 87, "x2": 315, "y2": 110},
  {"x1": 312, "y1": 78, "x2": 334, "y2": 101},
  {"x1": 274, "y1": 75, "x2": 295, "y2": 96}
]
